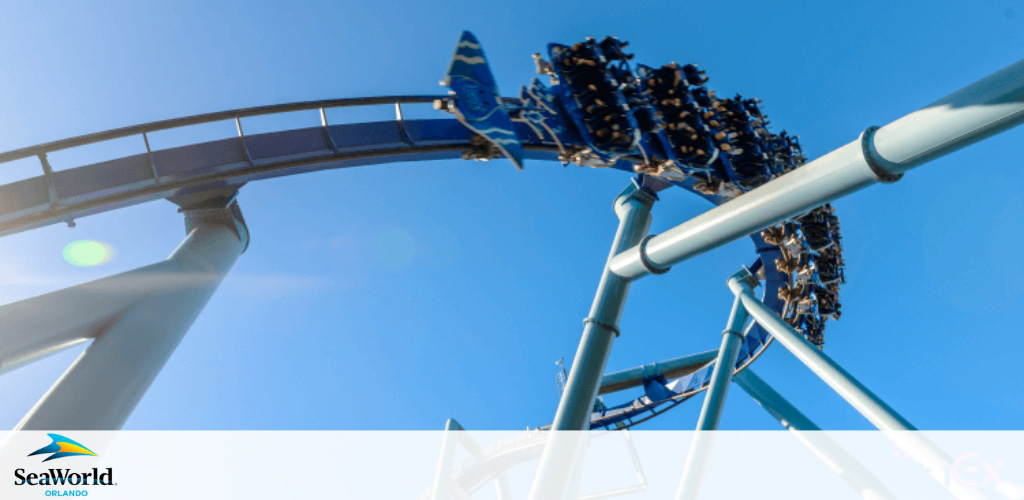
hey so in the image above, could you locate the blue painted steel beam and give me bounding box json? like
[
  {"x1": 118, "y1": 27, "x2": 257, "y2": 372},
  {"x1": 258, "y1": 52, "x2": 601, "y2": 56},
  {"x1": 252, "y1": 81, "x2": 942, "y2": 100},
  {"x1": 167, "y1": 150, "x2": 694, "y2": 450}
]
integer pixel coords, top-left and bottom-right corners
[
  {"x1": 598, "y1": 349, "x2": 718, "y2": 395},
  {"x1": 0, "y1": 118, "x2": 575, "y2": 238}
]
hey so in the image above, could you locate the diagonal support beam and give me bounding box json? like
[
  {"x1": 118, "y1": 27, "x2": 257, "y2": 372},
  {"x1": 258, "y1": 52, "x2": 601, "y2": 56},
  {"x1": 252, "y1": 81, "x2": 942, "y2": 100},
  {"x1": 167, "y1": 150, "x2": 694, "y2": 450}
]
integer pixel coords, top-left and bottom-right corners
[
  {"x1": 734, "y1": 369, "x2": 900, "y2": 500},
  {"x1": 431, "y1": 419, "x2": 464, "y2": 500},
  {"x1": 598, "y1": 349, "x2": 718, "y2": 395},
  {"x1": 677, "y1": 272, "x2": 756, "y2": 500},
  {"x1": 0, "y1": 261, "x2": 175, "y2": 374},
  {"x1": 550, "y1": 181, "x2": 657, "y2": 431},
  {"x1": 728, "y1": 269, "x2": 988, "y2": 500},
  {"x1": 610, "y1": 59, "x2": 1024, "y2": 281},
  {"x1": 728, "y1": 268, "x2": 915, "y2": 432},
  {"x1": 14, "y1": 201, "x2": 249, "y2": 430},
  {"x1": 733, "y1": 368, "x2": 818, "y2": 431},
  {"x1": 528, "y1": 182, "x2": 655, "y2": 500},
  {"x1": 695, "y1": 271, "x2": 756, "y2": 431}
]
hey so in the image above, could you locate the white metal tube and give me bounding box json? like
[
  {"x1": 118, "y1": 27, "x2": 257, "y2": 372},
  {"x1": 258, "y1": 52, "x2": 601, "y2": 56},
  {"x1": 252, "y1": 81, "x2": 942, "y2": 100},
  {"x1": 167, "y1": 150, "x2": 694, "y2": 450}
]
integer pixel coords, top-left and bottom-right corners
[
  {"x1": 677, "y1": 283, "x2": 751, "y2": 499},
  {"x1": 529, "y1": 185, "x2": 654, "y2": 500},
  {"x1": 729, "y1": 277, "x2": 915, "y2": 432},
  {"x1": 431, "y1": 418, "x2": 462, "y2": 500},
  {"x1": 729, "y1": 274, "x2": 989, "y2": 500},
  {"x1": 733, "y1": 369, "x2": 819, "y2": 431},
  {"x1": 872, "y1": 59, "x2": 1024, "y2": 175},
  {"x1": 550, "y1": 185, "x2": 655, "y2": 431},
  {"x1": 528, "y1": 431, "x2": 590, "y2": 500},
  {"x1": 15, "y1": 213, "x2": 247, "y2": 430},
  {"x1": 610, "y1": 59, "x2": 1024, "y2": 280},
  {"x1": 694, "y1": 293, "x2": 749, "y2": 431},
  {"x1": 0, "y1": 260, "x2": 179, "y2": 374},
  {"x1": 734, "y1": 369, "x2": 900, "y2": 500},
  {"x1": 675, "y1": 431, "x2": 714, "y2": 500}
]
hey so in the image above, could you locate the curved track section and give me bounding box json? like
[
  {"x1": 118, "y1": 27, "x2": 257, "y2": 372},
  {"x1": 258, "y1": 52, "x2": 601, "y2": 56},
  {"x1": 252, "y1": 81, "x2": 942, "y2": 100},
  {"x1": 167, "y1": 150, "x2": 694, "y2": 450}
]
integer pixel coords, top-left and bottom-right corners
[{"x1": 0, "y1": 95, "x2": 823, "y2": 431}]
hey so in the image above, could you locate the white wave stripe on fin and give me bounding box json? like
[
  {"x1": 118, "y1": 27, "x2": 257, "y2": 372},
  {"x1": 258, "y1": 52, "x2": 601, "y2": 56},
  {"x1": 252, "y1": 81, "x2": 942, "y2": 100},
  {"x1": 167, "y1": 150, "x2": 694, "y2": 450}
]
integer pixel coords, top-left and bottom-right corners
[
  {"x1": 486, "y1": 137, "x2": 522, "y2": 146},
  {"x1": 456, "y1": 40, "x2": 482, "y2": 49},
  {"x1": 473, "y1": 127, "x2": 518, "y2": 137},
  {"x1": 516, "y1": 117, "x2": 546, "y2": 141},
  {"x1": 453, "y1": 54, "x2": 487, "y2": 65},
  {"x1": 471, "y1": 127, "x2": 521, "y2": 146}
]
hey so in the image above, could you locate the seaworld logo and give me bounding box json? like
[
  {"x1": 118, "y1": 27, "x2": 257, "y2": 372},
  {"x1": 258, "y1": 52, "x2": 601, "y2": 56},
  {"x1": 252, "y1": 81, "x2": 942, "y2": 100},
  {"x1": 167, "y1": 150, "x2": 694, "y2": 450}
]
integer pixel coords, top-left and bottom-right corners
[
  {"x1": 14, "y1": 434, "x2": 115, "y2": 489},
  {"x1": 28, "y1": 434, "x2": 97, "y2": 462}
]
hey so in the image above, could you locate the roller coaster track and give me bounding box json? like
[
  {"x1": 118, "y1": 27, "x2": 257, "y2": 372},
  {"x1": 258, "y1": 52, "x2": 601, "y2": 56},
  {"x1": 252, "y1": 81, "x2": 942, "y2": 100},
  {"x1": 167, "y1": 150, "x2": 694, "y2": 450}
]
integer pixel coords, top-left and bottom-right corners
[
  {"x1": 0, "y1": 92, "x2": 784, "y2": 431},
  {"x1": 2, "y1": 29, "x2": 1020, "y2": 500}
]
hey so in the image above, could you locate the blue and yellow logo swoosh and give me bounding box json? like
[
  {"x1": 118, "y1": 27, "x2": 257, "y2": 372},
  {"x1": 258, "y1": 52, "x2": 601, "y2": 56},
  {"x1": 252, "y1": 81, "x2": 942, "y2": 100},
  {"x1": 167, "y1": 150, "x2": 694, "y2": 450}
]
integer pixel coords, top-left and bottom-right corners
[{"x1": 28, "y1": 434, "x2": 97, "y2": 462}]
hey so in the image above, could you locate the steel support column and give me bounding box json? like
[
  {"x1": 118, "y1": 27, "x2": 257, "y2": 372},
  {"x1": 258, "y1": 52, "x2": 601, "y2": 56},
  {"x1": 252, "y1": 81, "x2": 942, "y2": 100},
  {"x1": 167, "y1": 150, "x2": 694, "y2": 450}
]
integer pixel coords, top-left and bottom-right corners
[
  {"x1": 677, "y1": 276, "x2": 754, "y2": 500},
  {"x1": 733, "y1": 368, "x2": 818, "y2": 431},
  {"x1": 529, "y1": 182, "x2": 655, "y2": 500},
  {"x1": 609, "y1": 59, "x2": 1024, "y2": 281},
  {"x1": 431, "y1": 419, "x2": 463, "y2": 500},
  {"x1": 695, "y1": 271, "x2": 755, "y2": 431},
  {"x1": 728, "y1": 269, "x2": 914, "y2": 432},
  {"x1": 676, "y1": 430, "x2": 713, "y2": 500},
  {"x1": 728, "y1": 269, "x2": 987, "y2": 500},
  {"x1": 734, "y1": 369, "x2": 899, "y2": 500},
  {"x1": 551, "y1": 182, "x2": 656, "y2": 431},
  {"x1": 14, "y1": 202, "x2": 248, "y2": 430}
]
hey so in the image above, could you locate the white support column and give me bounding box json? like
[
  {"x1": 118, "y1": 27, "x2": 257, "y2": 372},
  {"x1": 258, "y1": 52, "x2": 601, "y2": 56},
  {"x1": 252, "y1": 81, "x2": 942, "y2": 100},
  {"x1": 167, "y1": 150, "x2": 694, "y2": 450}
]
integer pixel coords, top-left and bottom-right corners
[
  {"x1": 529, "y1": 183, "x2": 655, "y2": 500},
  {"x1": 609, "y1": 59, "x2": 1024, "y2": 281},
  {"x1": 734, "y1": 369, "x2": 899, "y2": 500},
  {"x1": 695, "y1": 278, "x2": 754, "y2": 431},
  {"x1": 14, "y1": 202, "x2": 248, "y2": 430},
  {"x1": 728, "y1": 269, "x2": 990, "y2": 500},
  {"x1": 0, "y1": 261, "x2": 174, "y2": 375},
  {"x1": 431, "y1": 419, "x2": 462, "y2": 500},
  {"x1": 677, "y1": 272, "x2": 756, "y2": 499},
  {"x1": 550, "y1": 183, "x2": 657, "y2": 431},
  {"x1": 675, "y1": 430, "x2": 713, "y2": 500},
  {"x1": 733, "y1": 368, "x2": 819, "y2": 431}
]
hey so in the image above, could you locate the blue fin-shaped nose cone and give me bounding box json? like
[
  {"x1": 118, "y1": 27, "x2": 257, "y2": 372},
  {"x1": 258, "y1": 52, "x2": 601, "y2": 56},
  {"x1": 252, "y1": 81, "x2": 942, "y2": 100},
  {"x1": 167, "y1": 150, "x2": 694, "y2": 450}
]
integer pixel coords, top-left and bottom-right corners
[{"x1": 442, "y1": 31, "x2": 525, "y2": 170}]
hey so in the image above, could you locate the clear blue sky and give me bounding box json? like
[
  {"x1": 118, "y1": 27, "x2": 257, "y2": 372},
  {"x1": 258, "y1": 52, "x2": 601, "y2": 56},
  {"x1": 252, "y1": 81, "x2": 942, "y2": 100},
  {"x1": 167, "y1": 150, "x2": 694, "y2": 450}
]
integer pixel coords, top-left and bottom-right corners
[{"x1": 0, "y1": 0, "x2": 1021, "y2": 431}]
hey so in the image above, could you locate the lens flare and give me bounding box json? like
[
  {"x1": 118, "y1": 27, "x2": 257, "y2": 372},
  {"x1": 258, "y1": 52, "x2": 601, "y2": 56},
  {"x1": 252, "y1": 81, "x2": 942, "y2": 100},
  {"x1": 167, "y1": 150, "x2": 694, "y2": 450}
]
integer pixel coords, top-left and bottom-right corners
[{"x1": 62, "y1": 240, "x2": 114, "y2": 267}]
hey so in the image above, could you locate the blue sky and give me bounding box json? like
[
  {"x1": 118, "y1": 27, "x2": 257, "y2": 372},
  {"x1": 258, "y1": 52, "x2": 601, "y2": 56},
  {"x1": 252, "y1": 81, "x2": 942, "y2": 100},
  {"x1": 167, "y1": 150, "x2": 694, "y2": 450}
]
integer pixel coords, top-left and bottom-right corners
[{"x1": 0, "y1": 1, "x2": 1022, "y2": 431}]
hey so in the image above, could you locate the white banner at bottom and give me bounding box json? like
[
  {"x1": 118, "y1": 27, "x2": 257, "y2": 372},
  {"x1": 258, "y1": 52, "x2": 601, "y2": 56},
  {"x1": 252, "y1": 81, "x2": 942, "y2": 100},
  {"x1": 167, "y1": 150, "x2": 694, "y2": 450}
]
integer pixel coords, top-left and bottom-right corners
[{"x1": 0, "y1": 431, "x2": 1021, "y2": 499}]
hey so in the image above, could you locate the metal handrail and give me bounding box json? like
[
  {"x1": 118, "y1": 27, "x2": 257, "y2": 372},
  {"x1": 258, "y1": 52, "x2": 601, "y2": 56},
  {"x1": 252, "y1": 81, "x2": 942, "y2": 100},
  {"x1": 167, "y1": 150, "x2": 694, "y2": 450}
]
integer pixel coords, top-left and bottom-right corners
[
  {"x1": 0, "y1": 142, "x2": 564, "y2": 237},
  {"x1": 0, "y1": 95, "x2": 447, "y2": 165}
]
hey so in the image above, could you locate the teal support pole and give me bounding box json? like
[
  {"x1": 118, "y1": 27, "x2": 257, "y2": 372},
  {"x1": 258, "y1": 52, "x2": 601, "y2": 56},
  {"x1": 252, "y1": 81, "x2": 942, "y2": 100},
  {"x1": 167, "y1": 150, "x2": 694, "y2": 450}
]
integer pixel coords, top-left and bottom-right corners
[
  {"x1": 677, "y1": 270, "x2": 755, "y2": 500},
  {"x1": 430, "y1": 418, "x2": 463, "y2": 500},
  {"x1": 728, "y1": 268, "x2": 988, "y2": 500},
  {"x1": 529, "y1": 183, "x2": 655, "y2": 500},
  {"x1": 550, "y1": 182, "x2": 656, "y2": 431},
  {"x1": 727, "y1": 268, "x2": 916, "y2": 432},
  {"x1": 734, "y1": 369, "x2": 900, "y2": 500},
  {"x1": 733, "y1": 369, "x2": 819, "y2": 431},
  {"x1": 695, "y1": 271, "x2": 756, "y2": 431},
  {"x1": 599, "y1": 349, "x2": 718, "y2": 395}
]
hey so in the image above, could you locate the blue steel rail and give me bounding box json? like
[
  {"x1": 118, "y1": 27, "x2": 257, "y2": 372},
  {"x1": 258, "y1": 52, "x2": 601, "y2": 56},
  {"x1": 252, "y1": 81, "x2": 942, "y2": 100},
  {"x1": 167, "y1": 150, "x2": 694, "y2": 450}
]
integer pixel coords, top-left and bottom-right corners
[
  {"x1": 0, "y1": 95, "x2": 445, "y2": 237},
  {"x1": 0, "y1": 95, "x2": 785, "y2": 430}
]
